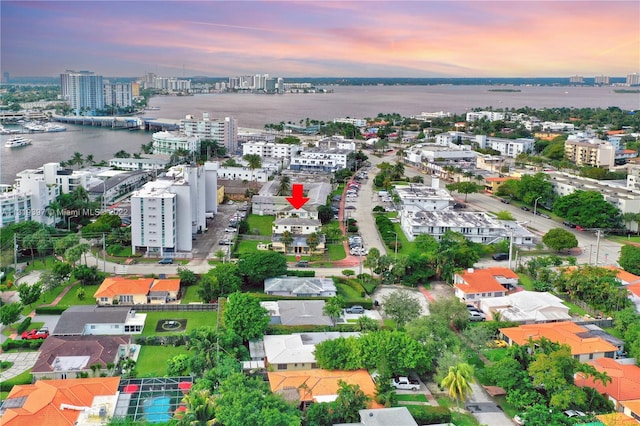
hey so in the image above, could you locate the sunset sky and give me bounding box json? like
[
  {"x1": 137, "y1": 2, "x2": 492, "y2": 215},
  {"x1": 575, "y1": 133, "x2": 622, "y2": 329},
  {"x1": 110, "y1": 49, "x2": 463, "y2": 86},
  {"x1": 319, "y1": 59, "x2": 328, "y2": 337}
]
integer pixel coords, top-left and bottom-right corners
[{"x1": 2, "y1": 1, "x2": 639, "y2": 78}]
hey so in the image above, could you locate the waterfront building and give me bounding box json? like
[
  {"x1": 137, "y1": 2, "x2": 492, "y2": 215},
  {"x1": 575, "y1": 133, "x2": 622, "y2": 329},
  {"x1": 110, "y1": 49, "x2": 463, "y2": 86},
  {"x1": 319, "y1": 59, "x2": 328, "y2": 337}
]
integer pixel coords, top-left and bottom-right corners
[
  {"x1": 290, "y1": 148, "x2": 351, "y2": 173},
  {"x1": 179, "y1": 113, "x2": 238, "y2": 153},
  {"x1": 594, "y1": 75, "x2": 610, "y2": 85},
  {"x1": 334, "y1": 117, "x2": 367, "y2": 127},
  {"x1": 466, "y1": 111, "x2": 506, "y2": 122},
  {"x1": 626, "y1": 73, "x2": 640, "y2": 86},
  {"x1": 151, "y1": 131, "x2": 199, "y2": 156},
  {"x1": 315, "y1": 136, "x2": 357, "y2": 151},
  {"x1": 208, "y1": 161, "x2": 272, "y2": 183},
  {"x1": 109, "y1": 156, "x2": 170, "y2": 171},
  {"x1": 564, "y1": 136, "x2": 615, "y2": 168},
  {"x1": 103, "y1": 81, "x2": 133, "y2": 108},
  {"x1": 0, "y1": 184, "x2": 33, "y2": 228},
  {"x1": 403, "y1": 142, "x2": 476, "y2": 166},
  {"x1": 61, "y1": 70, "x2": 105, "y2": 115}
]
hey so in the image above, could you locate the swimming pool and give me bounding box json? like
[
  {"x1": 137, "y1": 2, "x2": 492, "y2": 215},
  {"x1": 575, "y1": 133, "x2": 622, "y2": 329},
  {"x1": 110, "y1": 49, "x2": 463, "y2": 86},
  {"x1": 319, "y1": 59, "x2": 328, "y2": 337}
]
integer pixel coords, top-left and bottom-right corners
[{"x1": 143, "y1": 396, "x2": 171, "y2": 423}]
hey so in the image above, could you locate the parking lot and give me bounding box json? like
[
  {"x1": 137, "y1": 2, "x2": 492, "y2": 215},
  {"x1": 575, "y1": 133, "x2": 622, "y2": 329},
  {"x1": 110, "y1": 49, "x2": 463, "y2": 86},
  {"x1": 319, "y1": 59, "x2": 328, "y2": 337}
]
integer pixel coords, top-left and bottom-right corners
[{"x1": 190, "y1": 202, "x2": 248, "y2": 259}]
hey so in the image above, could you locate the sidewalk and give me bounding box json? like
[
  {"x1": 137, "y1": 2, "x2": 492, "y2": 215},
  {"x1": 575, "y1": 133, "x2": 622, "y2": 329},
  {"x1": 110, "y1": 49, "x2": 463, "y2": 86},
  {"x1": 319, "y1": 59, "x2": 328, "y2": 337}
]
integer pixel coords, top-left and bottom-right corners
[{"x1": 0, "y1": 352, "x2": 39, "y2": 382}]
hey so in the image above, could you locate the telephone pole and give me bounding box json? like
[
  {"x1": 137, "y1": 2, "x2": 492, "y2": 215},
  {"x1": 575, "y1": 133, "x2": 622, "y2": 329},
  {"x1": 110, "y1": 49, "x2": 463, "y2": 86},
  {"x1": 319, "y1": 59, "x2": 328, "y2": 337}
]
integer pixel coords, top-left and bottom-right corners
[{"x1": 594, "y1": 229, "x2": 602, "y2": 266}]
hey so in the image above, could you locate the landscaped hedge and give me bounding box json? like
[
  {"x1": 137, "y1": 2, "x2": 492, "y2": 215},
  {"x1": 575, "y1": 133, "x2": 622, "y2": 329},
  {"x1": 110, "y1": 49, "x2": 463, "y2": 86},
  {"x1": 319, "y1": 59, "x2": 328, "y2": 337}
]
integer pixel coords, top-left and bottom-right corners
[
  {"x1": 248, "y1": 293, "x2": 331, "y2": 302},
  {"x1": 35, "y1": 305, "x2": 68, "y2": 315},
  {"x1": 0, "y1": 372, "x2": 33, "y2": 392},
  {"x1": 16, "y1": 317, "x2": 32, "y2": 334},
  {"x1": 1, "y1": 338, "x2": 43, "y2": 352},
  {"x1": 406, "y1": 405, "x2": 452, "y2": 424},
  {"x1": 268, "y1": 323, "x2": 357, "y2": 335},
  {"x1": 375, "y1": 214, "x2": 402, "y2": 251},
  {"x1": 135, "y1": 335, "x2": 188, "y2": 346},
  {"x1": 286, "y1": 270, "x2": 316, "y2": 277}
]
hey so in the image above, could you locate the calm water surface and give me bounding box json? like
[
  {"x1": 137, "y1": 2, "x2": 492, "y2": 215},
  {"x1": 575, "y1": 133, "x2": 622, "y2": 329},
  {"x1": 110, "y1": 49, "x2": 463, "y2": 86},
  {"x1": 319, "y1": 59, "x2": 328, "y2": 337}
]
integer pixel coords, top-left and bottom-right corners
[{"x1": 2, "y1": 85, "x2": 638, "y2": 184}]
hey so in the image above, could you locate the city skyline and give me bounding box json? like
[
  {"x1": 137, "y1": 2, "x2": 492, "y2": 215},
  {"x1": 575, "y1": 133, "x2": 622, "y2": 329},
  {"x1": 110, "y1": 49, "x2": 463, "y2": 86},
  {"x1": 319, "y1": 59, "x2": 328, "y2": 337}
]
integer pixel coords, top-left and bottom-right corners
[{"x1": 1, "y1": 1, "x2": 639, "y2": 78}]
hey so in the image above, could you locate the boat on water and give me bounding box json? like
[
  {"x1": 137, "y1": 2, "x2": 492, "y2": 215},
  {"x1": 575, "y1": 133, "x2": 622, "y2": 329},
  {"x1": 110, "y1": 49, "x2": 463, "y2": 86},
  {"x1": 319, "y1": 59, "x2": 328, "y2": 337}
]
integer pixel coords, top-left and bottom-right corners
[
  {"x1": 23, "y1": 121, "x2": 46, "y2": 132},
  {"x1": 43, "y1": 123, "x2": 67, "y2": 132},
  {"x1": 145, "y1": 106, "x2": 160, "y2": 110},
  {"x1": 4, "y1": 136, "x2": 32, "y2": 148},
  {"x1": 0, "y1": 125, "x2": 20, "y2": 135}
]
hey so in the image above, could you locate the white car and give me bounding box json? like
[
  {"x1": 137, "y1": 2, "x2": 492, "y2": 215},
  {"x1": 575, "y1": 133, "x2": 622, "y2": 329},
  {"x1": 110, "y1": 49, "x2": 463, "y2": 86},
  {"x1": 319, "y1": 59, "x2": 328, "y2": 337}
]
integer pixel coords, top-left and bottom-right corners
[{"x1": 224, "y1": 227, "x2": 236, "y2": 233}]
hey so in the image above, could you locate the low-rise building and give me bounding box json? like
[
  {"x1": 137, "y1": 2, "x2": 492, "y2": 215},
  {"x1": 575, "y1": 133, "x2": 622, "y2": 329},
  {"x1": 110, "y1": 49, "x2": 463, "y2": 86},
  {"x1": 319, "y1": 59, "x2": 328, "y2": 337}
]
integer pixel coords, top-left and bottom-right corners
[
  {"x1": 261, "y1": 300, "x2": 333, "y2": 326},
  {"x1": 242, "y1": 141, "x2": 300, "y2": 159},
  {"x1": 621, "y1": 399, "x2": 640, "y2": 422},
  {"x1": 575, "y1": 358, "x2": 640, "y2": 410},
  {"x1": 290, "y1": 148, "x2": 351, "y2": 173},
  {"x1": 0, "y1": 377, "x2": 120, "y2": 426},
  {"x1": 454, "y1": 267, "x2": 517, "y2": 302},
  {"x1": 264, "y1": 277, "x2": 336, "y2": 297},
  {"x1": 94, "y1": 276, "x2": 181, "y2": 305},
  {"x1": 564, "y1": 137, "x2": 615, "y2": 168},
  {"x1": 31, "y1": 335, "x2": 134, "y2": 380},
  {"x1": 479, "y1": 291, "x2": 571, "y2": 323},
  {"x1": 108, "y1": 156, "x2": 170, "y2": 171},
  {"x1": 53, "y1": 306, "x2": 146, "y2": 335},
  {"x1": 499, "y1": 321, "x2": 618, "y2": 362},
  {"x1": 151, "y1": 131, "x2": 199, "y2": 156},
  {"x1": 394, "y1": 182, "x2": 453, "y2": 213},
  {"x1": 258, "y1": 332, "x2": 359, "y2": 371}
]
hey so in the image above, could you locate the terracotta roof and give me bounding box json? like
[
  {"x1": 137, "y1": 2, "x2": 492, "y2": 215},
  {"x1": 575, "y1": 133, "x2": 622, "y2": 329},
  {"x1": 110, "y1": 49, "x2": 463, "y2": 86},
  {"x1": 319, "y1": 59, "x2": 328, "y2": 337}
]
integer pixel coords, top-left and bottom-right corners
[
  {"x1": 486, "y1": 177, "x2": 517, "y2": 182},
  {"x1": 93, "y1": 276, "x2": 154, "y2": 298},
  {"x1": 596, "y1": 412, "x2": 638, "y2": 425},
  {"x1": 621, "y1": 399, "x2": 640, "y2": 416},
  {"x1": 454, "y1": 267, "x2": 517, "y2": 295},
  {"x1": 151, "y1": 278, "x2": 181, "y2": 292},
  {"x1": 627, "y1": 283, "x2": 640, "y2": 298},
  {"x1": 267, "y1": 369, "x2": 381, "y2": 407},
  {"x1": 603, "y1": 266, "x2": 640, "y2": 285},
  {"x1": 575, "y1": 358, "x2": 640, "y2": 402},
  {"x1": 0, "y1": 377, "x2": 119, "y2": 426},
  {"x1": 499, "y1": 321, "x2": 618, "y2": 355}
]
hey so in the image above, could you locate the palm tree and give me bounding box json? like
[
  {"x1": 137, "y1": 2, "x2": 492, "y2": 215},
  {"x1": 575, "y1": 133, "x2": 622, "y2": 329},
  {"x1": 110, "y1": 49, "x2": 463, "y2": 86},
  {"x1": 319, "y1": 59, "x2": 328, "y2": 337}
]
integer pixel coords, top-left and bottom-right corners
[
  {"x1": 276, "y1": 176, "x2": 291, "y2": 196},
  {"x1": 71, "y1": 152, "x2": 84, "y2": 169},
  {"x1": 322, "y1": 296, "x2": 344, "y2": 326},
  {"x1": 243, "y1": 154, "x2": 262, "y2": 188},
  {"x1": 177, "y1": 389, "x2": 216, "y2": 425},
  {"x1": 306, "y1": 232, "x2": 320, "y2": 254},
  {"x1": 280, "y1": 230, "x2": 294, "y2": 254},
  {"x1": 85, "y1": 154, "x2": 95, "y2": 166},
  {"x1": 440, "y1": 362, "x2": 474, "y2": 410}
]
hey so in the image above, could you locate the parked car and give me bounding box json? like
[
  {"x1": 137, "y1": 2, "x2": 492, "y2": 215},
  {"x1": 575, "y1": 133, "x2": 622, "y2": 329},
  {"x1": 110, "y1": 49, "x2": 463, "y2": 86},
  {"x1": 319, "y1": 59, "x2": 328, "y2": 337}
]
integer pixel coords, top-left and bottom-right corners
[
  {"x1": 295, "y1": 260, "x2": 309, "y2": 267},
  {"x1": 520, "y1": 206, "x2": 530, "y2": 211},
  {"x1": 158, "y1": 258, "x2": 173, "y2": 264},
  {"x1": 218, "y1": 239, "x2": 233, "y2": 245},
  {"x1": 224, "y1": 227, "x2": 236, "y2": 233},
  {"x1": 513, "y1": 414, "x2": 526, "y2": 425},
  {"x1": 492, "y1": 253, "x2": 509, "y2": 261},
  {"x1": 345, "y1": 205, "x2": 356, "y2": 210},
  {"x1": 563, "y1": 221, "x2": 577, "y2": 228},
  {"x1": 563, "y1": 410, "x2": 586, "y2": 418},
  {"x1": 539, "y1": 213, "x2": 551, "y2": 219},
  {"x1": 469, "y1": 311, "x2": 486, "y2": 322},
  {"x1": 21, "y1": 327, "x2": 49, "y2": 340},
  {"x1": 500, "y1": 198, "x2": 510, "y2": 204},
  {"x1": 391, "y1": 376, "x2": 420, "y2": 391},
  {"x1": 345, "y1": 305, "x2": 365, "y2": 314},
  {"x1": 467, "y1": 304, "x2": 482, "y2": 313},
  {"x1": 453, "y1": 202, "x2": 466, "y2": 209}
]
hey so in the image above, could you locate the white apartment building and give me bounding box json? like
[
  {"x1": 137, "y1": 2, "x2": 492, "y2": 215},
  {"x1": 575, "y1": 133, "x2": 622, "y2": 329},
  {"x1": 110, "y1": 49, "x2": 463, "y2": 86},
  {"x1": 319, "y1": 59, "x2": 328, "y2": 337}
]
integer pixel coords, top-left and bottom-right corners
[
  {"x1": 564, "y1": 137, "x2": 615, "y2": 168},
  {"x1": 316, "y1": 136, "x2": 357, "y2": 152},
  {"x1": 466, "y1": 111, "x2": 506, "y2": 122},
  {"x1": 404, "y1": 143, "x2": 476, "y2": 165},
  {"x1": 399, "y1": 210, "x2": 534, "y2": 244},
  {"x1": 476, "y1": 135, "x2": 534, "y2": 158},
  {"x1": 410, "y1": 111, "x2": 452, "y2": 120},
  {"x1": 152, "y1": 131, "x2": 199, "y2": 156},
  {"x1": 211, "y1": 165, "x2": 270, "y2": 182},
  {"x1": 628, "y1": 164, "x2": 640, "y2": 191},
  {"x1": 333, "y1": 117, "x2": 367, "y2": 127},
  {"x1": 109, "y1": 157, "x2": 170, "y2": 171},
  {"x1": 180, "y1": 113, "x2": 238, "y2": 153},
  {"x1": 549, "y1": 171, "x2": 640, "y2": 230},
  {"x1": 394, "y1": 182, "x2": 453, "y2": 213},
  {"x1": 0, "y1": 185, "x2": 33, "y2": 228},
  {"x1": 131, "y1": 164, "x2": 215, "y2": 256},
  {"x1": 242, "y1": 141, "x2": 301, "y2": 159},
  {"x1": 290, "y1": 149, "x2": 350, "y2": 173},
  {"x1": 103, "y1": 81, "x2": 133, "y2": 108},
  {"x1": 626, "y1": 73, "x2": 640, "y2": 86}
]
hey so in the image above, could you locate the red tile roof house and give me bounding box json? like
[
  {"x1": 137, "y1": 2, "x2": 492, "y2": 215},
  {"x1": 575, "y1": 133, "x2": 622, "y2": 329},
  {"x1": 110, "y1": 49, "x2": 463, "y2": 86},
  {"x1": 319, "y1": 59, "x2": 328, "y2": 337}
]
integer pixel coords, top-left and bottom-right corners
[
  {"x1": 31, "y1": 335, "x2": 133, "y2": 380},
  {"x1": 0, "y1": 377, "x2": 120, "y2": 426},
  {"x1": 94, "y1": 276, "x2": 181, "y2": 305},
  {"x1": 454, "y1": 267, "x2": 518, "y2": 303},
  {"x1": 575, "y1": 357, "x2": 640, "y2": 410}
]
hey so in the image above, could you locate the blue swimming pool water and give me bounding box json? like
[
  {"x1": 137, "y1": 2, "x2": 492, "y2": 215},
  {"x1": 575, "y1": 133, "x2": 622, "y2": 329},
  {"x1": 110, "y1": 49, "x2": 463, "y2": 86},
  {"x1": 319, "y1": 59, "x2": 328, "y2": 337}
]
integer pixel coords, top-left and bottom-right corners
[{"x1": 143, "y1": 396, "x2": 171, "y2": 423}]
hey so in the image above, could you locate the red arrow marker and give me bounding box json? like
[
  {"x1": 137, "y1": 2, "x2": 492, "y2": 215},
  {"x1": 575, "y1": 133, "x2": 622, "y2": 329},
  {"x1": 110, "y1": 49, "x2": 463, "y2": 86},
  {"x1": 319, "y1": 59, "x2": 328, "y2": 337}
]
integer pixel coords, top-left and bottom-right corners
[{"x1": 286, "y1": 183, "x2": 310, "y2": 209}]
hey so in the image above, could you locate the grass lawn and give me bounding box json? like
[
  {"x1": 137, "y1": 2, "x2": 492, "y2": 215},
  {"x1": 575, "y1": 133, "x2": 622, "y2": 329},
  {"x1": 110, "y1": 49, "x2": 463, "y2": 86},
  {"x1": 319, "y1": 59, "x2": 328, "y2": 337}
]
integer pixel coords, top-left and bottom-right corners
[
  {"x1": 336, "y1": 283, "x2": 363, "y2": 299},
  {"x1": 327, "y1": 244, "x2": 346, "y2": 261},
  {"x1": 246, "y1": 214, "x2": 275, "y2": 236},
  {"x1": 235, "y1": 240, "x2": 260, "y2": 256},
  {"x1": 135, "y1": 345, "x2": 189, "y2": 377},
  {"x1": 436, "y1": 397, "x2": 481, "y2": 426},
  {"x1": 20, "y1": 283, "x2": 69, "y2": 315},
  {"x1": 141, "y1": 311, "x2": 217, "y2": 336},
  {"x1": 180, "y1": 285, "x2": 201, "y2": 304},
  {"x1": 494, "y1": 395, "x2": 519, "y2": 419},
  {"x1": 392, "y1": 223, "x2": 415, "y2": 257},
  {"x1": 2, "y1": 321, "x2": 44, "y2": 337},
  {"x1": 516, "y1": 273, "x2": 535, "y2": 291},
  {"x1": 484, "y1": 348, "x2": 508, "y2": 362},
  {"x1": 563, "y1": 300, "x2": 588, "y2": 316},
  {"x1": 396, "y1": 393, "x2": 428, "y2": 402},
  {"x1": 57, "y1": 284, "x2": 100, "y2": 306},
  {"x1": 1, "y1": 369, "x2": 33, "y2": 398},
  {"x1": 609, "y1": 235, "x2": 640, "y2": 244}
]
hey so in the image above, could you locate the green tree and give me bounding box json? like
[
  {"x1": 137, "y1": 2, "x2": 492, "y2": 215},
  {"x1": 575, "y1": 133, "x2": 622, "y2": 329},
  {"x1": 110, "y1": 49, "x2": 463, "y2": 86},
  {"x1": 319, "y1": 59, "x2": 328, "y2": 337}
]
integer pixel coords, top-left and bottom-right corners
[
  {"x1": 323, "y1": 295, "x2": 344, "y2": 326},
  {"x1": 619, "y1": 245, "x2": 640, "y2": 275},
  {"x1": 363, "y1": 247, "x2": 380, "y2": 275},
  {"x1": 440, "y1": 363, "x2": 474, "y2": 409},
  {"x1": 176, "y1": 388, "x2": 216, "y2": 426},
  {"x1": 515, "y1": 172, "x2": 554, "y2": 205},
  {"x1": 553, "y1": 190, "x2": 622, "y2": 228},
  {"x1": 17, "y1": 282, "x2": 42, "y2": 307},
  {"x1": 436, "y1": 231, "x2": 480, "y2": 283},
  {"x1": 429, "y1": 297, "x2": 469, "y2": 330},
  {"x1": 280, "y1": 230, "x2": 294, "y2": 254},
  {"x1": 445, "y1": 181, "x2": 483, "y2": 202},
  {"x1": 197, "y1": 275, "x2": 219, "y2": 303},
  {"x1": 276, "y1": 176, "x2": 291, "y2": 196},
  {"x1": 306, "y1": 232, "x2": 320, "y2": 253},
  {"x1": 243, "y1": 153, "x2": 262, "y2": 187},
  {"x1": 72, "y1": 265, "x2": 102, "y2": 286},
  {"x1": 381, "y1": 290, "x2": 422, "y2": 328},
  {"x1": 317, "y1": 205, "x2": 333, "y2": 225},
  {"x1": 167, "y1": 354, "x2": 190, "y2": 376},
  {"x1": 207, "y1": 263, "x2": 242, "y2": 296},
  {"x1": 237, "y1": 251, "x2": 287, "y2": 287},
  {"x1": 0, "y1": 302, "x2": 22, "y2": 326},
  {"x1": 542, "y1": 228, "x2": 578, "y2": 252},
  {"x1": 223, "y1": 292, "x2": 270, "y2": 341},
  {"x1": 177, "y1": 267, "x2": 198, "y2": 287},
  {"x1": 333, "y1": 380, "x2": 370, "y2": 423},
  {"x1": 314, "y1": 336, "x2": 363, "y2": 370}
]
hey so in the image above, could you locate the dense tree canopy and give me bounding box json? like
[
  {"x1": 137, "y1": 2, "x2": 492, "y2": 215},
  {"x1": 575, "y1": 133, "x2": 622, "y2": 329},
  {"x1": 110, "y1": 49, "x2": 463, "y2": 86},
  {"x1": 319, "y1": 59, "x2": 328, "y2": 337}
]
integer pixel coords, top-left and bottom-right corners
[
  {"x1": 553, "y1": 190, "x2": 622, "y2": 228},
  {"x1": 381, "y1": 290, "x2": 423, "y2": 327},
  {"x1": 619, "y1": 245, "x2": 640, "y2": 275},
  {"x1": 222, "y1": 292, "x2": 270, "y2": 341},
  {"x1": 237, "y1": 251, "x2": 287, "y2": 287},
  {"x1": 542, "y1": 228, "x2": 578, "y2": 251}
]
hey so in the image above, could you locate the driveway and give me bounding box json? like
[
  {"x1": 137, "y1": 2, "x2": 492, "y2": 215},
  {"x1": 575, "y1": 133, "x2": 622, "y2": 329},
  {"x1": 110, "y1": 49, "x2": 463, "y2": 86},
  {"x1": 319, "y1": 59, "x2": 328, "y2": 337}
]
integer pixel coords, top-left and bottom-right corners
[
  {"x1": 0, "y1": 351, "x2": 39, "y2": 382},
  {"x1": 465, "y1": 381, "x2": 515, "y2": 425}
]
